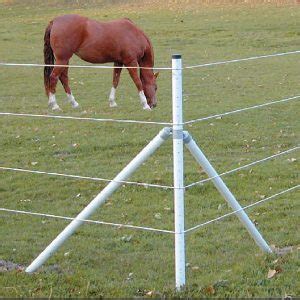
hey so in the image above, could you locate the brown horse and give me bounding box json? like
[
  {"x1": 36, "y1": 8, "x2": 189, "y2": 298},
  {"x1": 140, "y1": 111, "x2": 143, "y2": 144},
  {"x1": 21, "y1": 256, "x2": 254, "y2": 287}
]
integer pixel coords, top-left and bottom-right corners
[{"x1": 44, "y1": 14, "x2": 159, "y2": 111}]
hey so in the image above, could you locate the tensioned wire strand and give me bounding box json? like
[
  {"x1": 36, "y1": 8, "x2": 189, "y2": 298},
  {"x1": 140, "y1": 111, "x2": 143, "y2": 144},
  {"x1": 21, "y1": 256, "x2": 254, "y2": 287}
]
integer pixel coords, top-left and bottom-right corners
[
  {"x1": 0, "y1": 166, "x2": 174, "y2": 189},
  {"x1": 0, "y1": 146, "x2": 298, "y2": 190},
  {"x1": 1, "y1": 50, "x2": 300, "y2": 70},
  {"x1": 0, "y1": 62, "x2": 172, "y2": 70},
  {"x1": 0, "y1": 94, "x2": 298, "y2": 126},
  {"x1": 185, "y1": 184, "x2": 299, "y2": 234},
  {"x1": 0, "y1": 208, "x2": 174, "y2": 234},
  {"x1": 0, "y1": 112, "x2": 172, "y2": 126},
  {"x1": 184, "y1": 50, "x2": 300, "y2": 69},
  {"x1": 185, "y1": 146, "x2": 300, "y2": 189},
  {"x1": 0, "y1": 184, "x2": 297, "y2": 235},
  {"x1": 184, "y1": 95, "x2": 300, "y2": 125}
]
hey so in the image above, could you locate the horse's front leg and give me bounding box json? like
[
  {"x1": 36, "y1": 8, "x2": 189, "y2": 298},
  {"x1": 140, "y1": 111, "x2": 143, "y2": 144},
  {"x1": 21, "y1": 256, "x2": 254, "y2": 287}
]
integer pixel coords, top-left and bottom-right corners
[
  {"x1": 108, "y1": 62, "x2": 123, "y2": 107},
  {"x1": 59, "y1": 67, "x2": 79, "y2": 108},
  {"x1": 125, "y1": 61, "x2": 151, "y2": 110}
]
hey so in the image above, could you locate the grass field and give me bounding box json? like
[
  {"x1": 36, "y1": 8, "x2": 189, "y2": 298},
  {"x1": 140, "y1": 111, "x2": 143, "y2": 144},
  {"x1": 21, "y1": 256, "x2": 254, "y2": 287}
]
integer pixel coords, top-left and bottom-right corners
[{"x1": 0, "y1": 0, "x2": 299, "y2": 297}]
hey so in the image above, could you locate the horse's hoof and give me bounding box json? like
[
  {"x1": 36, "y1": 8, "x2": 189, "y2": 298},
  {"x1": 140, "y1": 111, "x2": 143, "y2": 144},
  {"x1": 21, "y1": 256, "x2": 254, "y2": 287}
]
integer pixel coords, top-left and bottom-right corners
[
  {"x1": 72, "y1": 102, "x2": 80, "y2": 109},
  {"x1": 51, "y1": 104, "x2": 62, "y2": 111},
  {"x1": 143, "y1": 105, "x2": 151, "y2": 110},
  {"x1": 109, "y1": 100, "x2": 118, "y2": 107}
]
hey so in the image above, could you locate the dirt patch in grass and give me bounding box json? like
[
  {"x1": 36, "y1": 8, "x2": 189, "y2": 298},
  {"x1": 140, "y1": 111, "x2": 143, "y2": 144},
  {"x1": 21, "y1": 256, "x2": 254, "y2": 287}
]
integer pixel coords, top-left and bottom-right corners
[{"x1": 0, "y1": 259, "x2": 25, "y2": 272}]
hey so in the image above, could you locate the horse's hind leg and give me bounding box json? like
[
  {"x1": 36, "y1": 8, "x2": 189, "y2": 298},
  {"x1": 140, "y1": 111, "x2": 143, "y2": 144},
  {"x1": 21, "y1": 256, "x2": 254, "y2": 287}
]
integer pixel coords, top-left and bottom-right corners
[
  {"x1": 108, "y1": 62, "x2": 123, "y2": 107},
  {"x1": 48, "y1": 60, "x2": 69, "y2": 111},
  {"x1": 48, "y1": 66, "x2": 61, "y2": 110},
  {"x1": 59, "y1": 67, "x2": 79, "y2": 108}
]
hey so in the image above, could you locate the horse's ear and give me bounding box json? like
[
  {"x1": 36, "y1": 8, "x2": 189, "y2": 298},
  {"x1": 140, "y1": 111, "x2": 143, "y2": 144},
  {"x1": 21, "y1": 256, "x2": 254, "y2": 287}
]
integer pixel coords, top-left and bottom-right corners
[{"x1": 154, "y1": 72, "x2": 159, "y2": 79}]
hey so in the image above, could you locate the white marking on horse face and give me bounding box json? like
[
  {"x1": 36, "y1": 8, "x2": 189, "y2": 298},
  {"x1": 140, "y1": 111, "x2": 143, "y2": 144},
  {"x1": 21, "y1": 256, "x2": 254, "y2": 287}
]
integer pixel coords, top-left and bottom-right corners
[
  {"x1": 139, "y1": 91, "x2": 151, "y2": 110},
  {"x1": 109, "y1": 87, "x2": 117, "y2": 107},
  {"x1": 67, "y1": 93, "x2": 79, "y2": 108},
  {"x1": 48, "y1": 93, "x2": 61, "y2": 111}
]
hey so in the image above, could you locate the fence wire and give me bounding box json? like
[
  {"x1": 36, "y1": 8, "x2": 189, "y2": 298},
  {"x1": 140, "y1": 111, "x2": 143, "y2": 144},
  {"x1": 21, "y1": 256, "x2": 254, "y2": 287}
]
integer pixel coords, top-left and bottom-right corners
[
  {"x1": 184, "y1": 50, "x2": 300, "y2": 69},
  {"x1": 184, "y1": 95, "x2": 300, "y2": 125},
  {"x1": 0, "y1": 166, "x2": 174, "y2": 190},
  {"x1": 0, "y1": 184, "x2": 297, "y2": 235},
  {"x1": 0, "y1": 207, "x2": 174, "y2": 234},
  {"x1": 1, "y1": 50, "x2": 300, "y2": 70},
  {"x1": 1, "y1": 146, "x2": 298, "y2": 190},
  {"x1": 1, "y1": 93, "x2": 298, "y2": 127},
  {"x1": 0, "y1": 62, "x2": 172, "y2": 70},
  {"x1": 186, "y1": 146, "x2": 300, "y2": 189},
  {"x1": 0, "y1": 166, "x2": 174, "y2": 189},
  {"x1": 185, "y1": 184, "x2": 299, "y2": 234},
  {"x1": 0, "y1": 112, "x2": 171, "y2": 126}
]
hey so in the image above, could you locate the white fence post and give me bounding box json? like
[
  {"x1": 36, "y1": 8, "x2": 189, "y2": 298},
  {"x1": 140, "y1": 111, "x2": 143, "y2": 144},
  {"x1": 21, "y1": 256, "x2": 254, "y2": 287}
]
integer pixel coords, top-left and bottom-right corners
[
  {"x1": 25, "y1": 127, "x2": 172, "y2": 273},
  {"x1": 183, "y1": 132, "x2": 272, "y2": 253},
  {"x1": 172, "y1": 54, "x2": 186, "y2": 289}
]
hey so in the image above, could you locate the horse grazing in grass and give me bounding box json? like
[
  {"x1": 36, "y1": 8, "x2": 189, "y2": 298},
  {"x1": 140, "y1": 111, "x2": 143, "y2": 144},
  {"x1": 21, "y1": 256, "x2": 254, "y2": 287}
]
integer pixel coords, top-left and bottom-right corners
[{"x1": 44, "y1": 14, "x2": 159, "y2": 111}]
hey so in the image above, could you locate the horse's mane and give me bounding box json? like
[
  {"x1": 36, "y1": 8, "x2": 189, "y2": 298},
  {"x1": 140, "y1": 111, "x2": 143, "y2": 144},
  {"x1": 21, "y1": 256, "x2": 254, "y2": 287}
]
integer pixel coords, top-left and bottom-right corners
[
  {"x1": 144, "y1": 34, "x2": 154, "y2": 66},
  {"x1": 124, "y1": 17, "x2": 134, "y2": 23},
  {"x1": 123, "y1": 18, "x2": 154, "y2": 68}
]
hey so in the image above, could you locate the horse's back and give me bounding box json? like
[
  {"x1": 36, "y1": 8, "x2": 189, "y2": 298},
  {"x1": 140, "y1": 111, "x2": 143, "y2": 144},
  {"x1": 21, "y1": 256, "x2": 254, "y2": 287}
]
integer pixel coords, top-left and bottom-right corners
[
  {"x1": 49, "y1": 15, "x2": 151, "y2": 64},
  {"x1": 82, "y1": 18, "x2": 149, "y2": 63},
  {"x1": 50, "y1": 15, "x2": 88, "y2": 57}
]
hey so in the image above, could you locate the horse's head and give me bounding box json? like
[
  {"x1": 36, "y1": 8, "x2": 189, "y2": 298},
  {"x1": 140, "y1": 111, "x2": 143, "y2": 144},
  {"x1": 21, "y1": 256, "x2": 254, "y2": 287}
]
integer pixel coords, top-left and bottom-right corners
[{"x1": 142, "y1": 72, "x2": 159, "y2": 109}]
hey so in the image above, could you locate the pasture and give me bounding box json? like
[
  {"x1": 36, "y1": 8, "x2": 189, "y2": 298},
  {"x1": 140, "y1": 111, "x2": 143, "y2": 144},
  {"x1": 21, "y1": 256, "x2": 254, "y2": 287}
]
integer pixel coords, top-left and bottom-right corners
[{"x1": 0, "y1": 0, "x2": 299, "y2": 297}]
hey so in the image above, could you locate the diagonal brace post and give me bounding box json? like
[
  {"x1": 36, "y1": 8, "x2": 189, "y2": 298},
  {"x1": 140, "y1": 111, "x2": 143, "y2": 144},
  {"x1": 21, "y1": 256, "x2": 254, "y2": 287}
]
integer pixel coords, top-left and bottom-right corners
[
  {"x1": 183, "y1": 131, "x2": 272, "y2": 253},
  {"x1": 25, "y1": 127, "x2": 172, "y2": 273}
]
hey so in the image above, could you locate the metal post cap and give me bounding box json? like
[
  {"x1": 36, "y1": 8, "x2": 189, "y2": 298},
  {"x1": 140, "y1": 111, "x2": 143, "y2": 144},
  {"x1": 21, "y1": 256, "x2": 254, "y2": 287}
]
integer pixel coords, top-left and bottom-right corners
[{"x1": 172, "y1": 54, "x2": 182, "y2": 59}]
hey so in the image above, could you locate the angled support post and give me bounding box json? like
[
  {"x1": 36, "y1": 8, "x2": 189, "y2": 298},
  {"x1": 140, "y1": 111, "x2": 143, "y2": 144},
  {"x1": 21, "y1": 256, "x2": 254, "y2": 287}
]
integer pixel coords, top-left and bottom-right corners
[
  {"x1": 183, "y1": 131, "x2": 272, "y2": 253},
  {"x1": 25, "y1": 127, "x2": 172, "y2": 273}
]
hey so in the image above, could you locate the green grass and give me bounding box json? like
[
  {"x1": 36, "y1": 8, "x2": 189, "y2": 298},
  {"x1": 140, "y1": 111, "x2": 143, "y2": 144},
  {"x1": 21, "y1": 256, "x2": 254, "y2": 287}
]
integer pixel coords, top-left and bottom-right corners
[{"x1": 0, "y1": 0, "x2": 299, "y2": 297}]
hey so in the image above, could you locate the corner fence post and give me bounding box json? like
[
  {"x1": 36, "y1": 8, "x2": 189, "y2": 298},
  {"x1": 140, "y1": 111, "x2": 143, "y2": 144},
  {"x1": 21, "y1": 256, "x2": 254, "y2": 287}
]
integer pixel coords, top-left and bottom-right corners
[{"x1": 172, "y1": 54, "x2": 186, "y2": 289}]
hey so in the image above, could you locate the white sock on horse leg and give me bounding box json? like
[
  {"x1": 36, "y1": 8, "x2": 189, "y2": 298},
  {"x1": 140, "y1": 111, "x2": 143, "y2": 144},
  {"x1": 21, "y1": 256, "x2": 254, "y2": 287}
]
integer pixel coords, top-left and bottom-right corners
[
  {"x1": 109, "y1": 87, "x2": 117, "y2": 107},
  {"x1": 48, "y1": 93, "x2": 61, "y2": 111},
  {"x1": 139, "y1": 91, "x2": 151, "y2": 110},
  {"x1": 67, "y1": 93, "x2": 79, "y2": 108}
]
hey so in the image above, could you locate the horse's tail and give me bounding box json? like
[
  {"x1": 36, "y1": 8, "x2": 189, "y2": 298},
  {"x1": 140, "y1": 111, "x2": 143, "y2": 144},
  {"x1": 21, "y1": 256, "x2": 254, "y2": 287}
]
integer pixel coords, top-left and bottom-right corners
[{"x1": 44, "y1": 21, "x2": 54, "y2": 95}]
